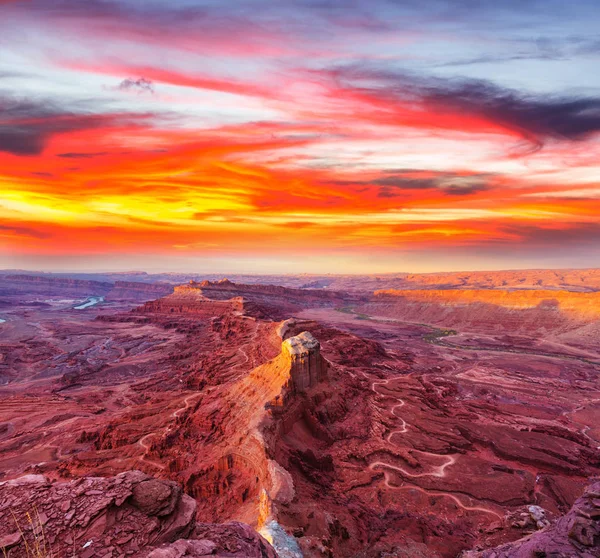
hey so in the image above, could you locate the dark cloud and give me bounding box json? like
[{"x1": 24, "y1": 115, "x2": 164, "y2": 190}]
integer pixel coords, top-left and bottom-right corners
[
  {"x1": 57, "y1": 152, "x2": 109, "y2": 158},
  {"x1": 332, "y1": 170, "x2": 494, "y2": 197},
  {"x1": 500, "y1": 222, "x2": 600, "y2": 247},
  {"x1": 377, "y1": 187, "x2": 402, "y2": 199},
  {"x1": 434, "y1": 52, "x2": 564, "y2": 68},
  {"x1": 0, "y1": 96, "x2": 154, "y2": 156},
  {"x1": 327, "y1": 65, "x2": 600, "y2": 152},
  {"x1": 426, "y1": 82, "x2": 600, "y2": 150},
  {"x1": 117, "y1": 77, "x2": 154, "y2": 94},
  {"x1": 444, "y1": 182, "x2": 491, "y2": 196},
  {"x1": 372, "y1": 176, "x2": 438, "y2": 189}
]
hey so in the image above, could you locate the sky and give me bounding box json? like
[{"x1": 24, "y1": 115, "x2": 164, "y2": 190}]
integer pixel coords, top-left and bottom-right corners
[{"x1": 1, "y1": 0, "x2": 600, "y2": 274}]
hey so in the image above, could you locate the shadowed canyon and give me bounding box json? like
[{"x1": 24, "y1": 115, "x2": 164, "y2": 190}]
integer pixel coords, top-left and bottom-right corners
[{"x1": 0, "y1": 270, "x2": 599, "y2": 557}]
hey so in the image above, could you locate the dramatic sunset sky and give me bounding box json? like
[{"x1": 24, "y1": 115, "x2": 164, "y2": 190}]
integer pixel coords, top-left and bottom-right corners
[{"x1": 1, "y1": 0, "x2": 600, "y2": 273}]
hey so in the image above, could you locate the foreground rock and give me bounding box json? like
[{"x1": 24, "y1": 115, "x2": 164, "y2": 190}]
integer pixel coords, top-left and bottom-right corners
[
  {"x1": 462, "y1": 480, "x2": 600, "y2": 557},
  {"x1": 0, "y1": 471, "x2": 277, "y2": 557}
]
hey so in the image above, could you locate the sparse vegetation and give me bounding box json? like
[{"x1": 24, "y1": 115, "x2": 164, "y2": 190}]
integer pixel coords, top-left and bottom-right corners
[
  {"x1": 335, "y1": 306, "x2": 371, "y2": 320},
  {"x1": 2, "y1": 507, "x2": 54, "y2": 558},
  {"x1": 423, "y1": 328, "x2": 458, "y2": 343}
]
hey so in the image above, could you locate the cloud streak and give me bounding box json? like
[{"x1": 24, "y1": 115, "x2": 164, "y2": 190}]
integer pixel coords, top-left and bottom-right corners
[
  {"x1": 0, "y1": 96, "x2": 159, "y2": 155},
  {"x1": 320, "y1": 66, "x2": 600, "y2": 152}
]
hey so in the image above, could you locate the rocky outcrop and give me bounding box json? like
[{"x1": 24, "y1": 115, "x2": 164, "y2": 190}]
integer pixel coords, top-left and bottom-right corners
[
  {"x1": 137, "y1": 286, "x2": 244, "y2": 315},
  {"x1": 282, "y1": 332, "x2": 328, "y2": 393},
  {"x1": 148, "y1": 522, "x2": 278, "y2": 557},
  {"x1": 462, "y1": 480, "x2": 600, "y2": 557},
  {"x1": 186, "y1": 279, "x2": 365, "y2": 320},
  {"x1": 0, "y1": 471, "x2": 278, "y2": 558}
]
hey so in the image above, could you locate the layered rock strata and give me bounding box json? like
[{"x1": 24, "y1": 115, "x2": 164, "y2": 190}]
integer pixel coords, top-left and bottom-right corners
[
  {"x1": 281, "y1": 332, "x2": 328, "y2": 393},
  {"x1": 0, "y1": 471, "x2": 277, "y2": 558}
]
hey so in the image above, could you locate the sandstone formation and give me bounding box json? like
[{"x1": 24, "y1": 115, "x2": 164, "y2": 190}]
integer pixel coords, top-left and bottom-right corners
[
  {"x1": 184, "y1": 279, "x2": 365, "y2": 319},
  {"x1": 0, "y1": 470, "x2": 277, "y2": 557},
  {"x1": 281, "y1": 332, "x2": 328, "y2": 393},
  {"x1": 137, "y1": 284, "x2": 244, "y2": 315},
  {"x1": 462, "y1": 480, "x2": 600, "y2": 557},
  {"x1": 374, "y1": 288, "x2": 600, "y2": 320}
]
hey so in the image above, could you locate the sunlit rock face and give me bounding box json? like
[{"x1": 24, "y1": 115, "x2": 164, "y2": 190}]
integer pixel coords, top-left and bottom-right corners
[{"x1": 282, "y1": 332, "x2": 328, "y2": 393}]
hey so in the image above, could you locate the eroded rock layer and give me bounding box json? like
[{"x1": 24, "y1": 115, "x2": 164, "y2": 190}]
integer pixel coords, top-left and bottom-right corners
[{"x1": 0, "y1": 471, "x2": 277, "y2": 558}]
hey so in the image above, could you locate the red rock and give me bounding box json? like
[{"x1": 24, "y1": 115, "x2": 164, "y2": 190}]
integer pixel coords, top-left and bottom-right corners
[
  {"x1": 0, "y1": 532, "x2": 21, "y2": 549},
  {"x1": 462, "y1": 481, "x2": 600, "y2": 557},
  {"x1": 2, "y1": 273, "x2": 600, "y2": 558}
]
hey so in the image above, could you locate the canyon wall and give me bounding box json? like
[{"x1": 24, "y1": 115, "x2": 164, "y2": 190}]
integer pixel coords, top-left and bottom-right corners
[
  {"x1": 374, "y1": 288, "x2": 600, "y2": 320},
  {"x1": 0, "y1": 274, "x2": 113, "y2": 296}
]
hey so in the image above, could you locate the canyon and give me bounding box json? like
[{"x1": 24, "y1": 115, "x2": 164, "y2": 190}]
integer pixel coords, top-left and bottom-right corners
[{"x1": 0, "y1": 271, "x2": 599, "y2": 556}]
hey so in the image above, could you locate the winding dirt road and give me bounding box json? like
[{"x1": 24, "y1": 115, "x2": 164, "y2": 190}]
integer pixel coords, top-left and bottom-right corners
[{"x1": 366, "y1": 373, "x2": 503, "y2": 519}]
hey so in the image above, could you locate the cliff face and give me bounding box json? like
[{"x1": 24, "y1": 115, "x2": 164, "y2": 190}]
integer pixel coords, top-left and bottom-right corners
[
  {"x1": 137, "y1": 286, "x2": 244, "y2": 315},
  {"x1": 172, "y1": 328, "x2": 329, "y2": 529},
  {"x1": 281, "y1": 332, "x2": 328, "y2": 393},
  {"x1": 183, "y1": 279, "x2": 365, "y2": 320},
  {"x1": 374, "y1": 288, "x2": 600, "y2": 320}
]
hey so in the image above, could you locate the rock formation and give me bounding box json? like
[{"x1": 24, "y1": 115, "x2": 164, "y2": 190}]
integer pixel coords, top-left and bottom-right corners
[
  {"x1": 0, "y1": 471, "x2": 277, "y2": 558},
  {"x1": 281, "y1": 332, "x2": 328, "y2": 393},
  {"x1": 374, "y1": 288, "x2": 600, "y2": 320},
  {"x1": 137, "y1": 284, "x2": 244, "y2": 315},
  {"x1": 182, "y1": 279, "x2": 365, "y2": 319},
  {"x1": 462, "y1": 480, "x2": 600, "y2": 557}
]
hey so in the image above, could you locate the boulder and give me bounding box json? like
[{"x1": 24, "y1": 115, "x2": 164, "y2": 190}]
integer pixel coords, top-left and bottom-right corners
[{"x1": 462, "y1": 481, "x2": 600, "y2": 557}]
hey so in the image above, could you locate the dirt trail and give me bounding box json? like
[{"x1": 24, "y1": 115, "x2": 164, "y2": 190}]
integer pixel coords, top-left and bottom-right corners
[{"x1": 365, "y1": 373, "x2": 503, "y2": 519}]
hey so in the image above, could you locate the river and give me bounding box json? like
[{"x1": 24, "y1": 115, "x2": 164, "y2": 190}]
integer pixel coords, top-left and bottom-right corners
[{"x1": 74, "y1": 296, "x2": 105, "y2": 310}]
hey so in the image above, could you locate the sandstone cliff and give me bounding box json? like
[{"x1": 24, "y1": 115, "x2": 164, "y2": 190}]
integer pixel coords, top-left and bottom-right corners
[
  {"x1": 374, "y1": 288, "x2": 600, "y2": 320},
  {"x1": 281, "y1": 332, "x2": 328, "y2": 393},
  {"x1": 137, "y1": 285, "x2": 244, "y2": 315}
]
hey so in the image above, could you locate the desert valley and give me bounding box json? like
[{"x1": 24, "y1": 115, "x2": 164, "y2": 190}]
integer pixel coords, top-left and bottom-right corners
[
  {"x1": 3, "y1": 0, "x2": 600, "y2": 555},
  {"x1": 0, "y1": 269, "x2": 598, "y2": 557}
]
